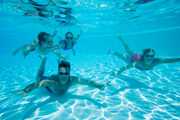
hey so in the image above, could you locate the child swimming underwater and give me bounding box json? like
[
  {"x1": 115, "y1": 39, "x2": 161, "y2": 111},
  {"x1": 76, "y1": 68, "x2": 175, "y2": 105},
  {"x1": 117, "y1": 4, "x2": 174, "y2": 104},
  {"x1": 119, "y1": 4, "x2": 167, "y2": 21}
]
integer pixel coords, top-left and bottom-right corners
[
  {"x1": 12, "y1": 31, "x2": 64, "y2": 59},
  {"x1": 111, "y1": 35, "x2": 180, "y2": 76}
]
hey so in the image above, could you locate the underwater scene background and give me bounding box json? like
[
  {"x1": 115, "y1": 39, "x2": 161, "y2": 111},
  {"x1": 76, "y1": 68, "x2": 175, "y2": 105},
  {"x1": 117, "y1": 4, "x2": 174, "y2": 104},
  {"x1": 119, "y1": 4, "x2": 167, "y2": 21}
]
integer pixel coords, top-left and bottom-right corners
[{"x1": 0, "y1": 0, "x2": 180, "y2": 120}]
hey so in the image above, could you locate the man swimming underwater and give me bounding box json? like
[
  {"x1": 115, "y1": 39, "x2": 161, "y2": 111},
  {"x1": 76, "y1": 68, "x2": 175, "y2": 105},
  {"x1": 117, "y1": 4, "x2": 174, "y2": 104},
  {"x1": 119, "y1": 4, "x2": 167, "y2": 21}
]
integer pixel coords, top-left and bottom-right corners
[{"x1": 18, "y1": 57, "x2": 105, "y2": 96}]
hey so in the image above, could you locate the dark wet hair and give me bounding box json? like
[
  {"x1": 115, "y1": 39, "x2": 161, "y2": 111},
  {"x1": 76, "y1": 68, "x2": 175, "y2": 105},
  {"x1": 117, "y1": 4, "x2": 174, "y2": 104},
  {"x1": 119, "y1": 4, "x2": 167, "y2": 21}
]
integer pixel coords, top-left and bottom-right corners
[
  {"x1": 37, "y1": 32, "x2": 50, "y2": 45},
  {"x1": 142, "y1": 48, "x2": 156, "y2": 59},
  {"x1": 58, "y1": 60, "x2": 71, "y2": 75},
  {"x1": 65, "y1": 32, "x2": 73, "y2": 38}
]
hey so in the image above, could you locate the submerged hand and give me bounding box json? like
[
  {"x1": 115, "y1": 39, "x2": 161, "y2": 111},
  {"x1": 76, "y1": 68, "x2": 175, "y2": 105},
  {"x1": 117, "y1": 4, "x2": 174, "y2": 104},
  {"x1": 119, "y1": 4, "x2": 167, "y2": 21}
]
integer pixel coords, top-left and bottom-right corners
[{"x1": 39, "y1": 80, "x2": 47, "y2": 87}]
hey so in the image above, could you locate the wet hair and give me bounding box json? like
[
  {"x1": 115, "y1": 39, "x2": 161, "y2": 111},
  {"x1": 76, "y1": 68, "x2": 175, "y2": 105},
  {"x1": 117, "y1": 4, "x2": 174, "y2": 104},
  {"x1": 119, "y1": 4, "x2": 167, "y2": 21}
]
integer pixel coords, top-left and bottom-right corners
[
  {"x1": 58, "y1": 60, "x2": 71, "y2": 75},
  {"x1": 142, "y1": 48, "x2": 156, "y2": 59},
  {"x1": 65, "y1": 32, "x2": 73, "y2": 38},
  {"x1": 37, "y1": 32, "x2": 50, "y2": 45}
]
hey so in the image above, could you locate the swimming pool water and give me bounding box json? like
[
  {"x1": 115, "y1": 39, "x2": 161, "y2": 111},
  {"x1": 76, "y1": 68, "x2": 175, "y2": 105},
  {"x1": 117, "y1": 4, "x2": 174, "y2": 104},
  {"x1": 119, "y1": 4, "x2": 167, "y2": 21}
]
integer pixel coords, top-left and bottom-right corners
[
  {"x1": 0, "y1": 0, "x2": 180, "y2": 120},
  {"x1": 0, "y1": 55, "x2": 179, "y2": 120}
]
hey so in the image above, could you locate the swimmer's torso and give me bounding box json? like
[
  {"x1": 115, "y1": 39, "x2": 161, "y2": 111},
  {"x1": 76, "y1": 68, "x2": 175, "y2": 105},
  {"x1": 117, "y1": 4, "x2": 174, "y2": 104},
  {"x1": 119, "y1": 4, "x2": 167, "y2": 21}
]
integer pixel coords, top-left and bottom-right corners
[
  {"x1": 47, "y1": 75, "x2": 73, "y2": 95},
  {"x1": 134, "y1": 59, "x2": 160, "y2": 70},
  {"x1": 60, "y1": 40, "x2": 75, "y2": 50},
  {"x1": 33, "y1": 39, "x2": 54, "y2": 55}
]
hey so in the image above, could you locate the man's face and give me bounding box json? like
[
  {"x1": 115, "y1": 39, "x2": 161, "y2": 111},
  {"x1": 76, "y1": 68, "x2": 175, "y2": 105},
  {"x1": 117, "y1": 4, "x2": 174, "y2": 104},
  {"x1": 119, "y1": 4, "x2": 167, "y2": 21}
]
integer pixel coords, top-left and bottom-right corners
[
  {"x1": 59, "y1": 66, "x2": 70, "y2": 76},
  {"x1": 58, "y1": 67, "x2": 70, "y2": 84},
  {"x1": 59, "y1": 67, "x2": 67, "y2": 74}
]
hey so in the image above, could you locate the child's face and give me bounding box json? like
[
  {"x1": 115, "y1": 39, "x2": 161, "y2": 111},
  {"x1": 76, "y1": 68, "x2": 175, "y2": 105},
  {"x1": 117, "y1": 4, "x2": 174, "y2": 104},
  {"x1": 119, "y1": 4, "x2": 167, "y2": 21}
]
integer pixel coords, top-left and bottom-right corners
[
  {"x1": 42, "y1": 35, "x2": 53, "y2": 47},
  {"x1": 66, "y1": 33, "x2": 73, "y2": 40},
  {"x1": 143, "y1": 54, "x2": 155, "y2": 64}
]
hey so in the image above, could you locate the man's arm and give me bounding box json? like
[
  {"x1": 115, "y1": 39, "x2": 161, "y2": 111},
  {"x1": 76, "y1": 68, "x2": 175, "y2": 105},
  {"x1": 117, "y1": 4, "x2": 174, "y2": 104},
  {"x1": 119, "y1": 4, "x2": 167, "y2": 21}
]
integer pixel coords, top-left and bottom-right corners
[
  {"x1": 36, "y1": 57, "x2": 47, "y2": 81},
  {"x1": 71, "y1": 76, "x2": 105, "y2": 90},
  {"x1": 20, "y1": 80, "x2": 57, "y2": 95}
]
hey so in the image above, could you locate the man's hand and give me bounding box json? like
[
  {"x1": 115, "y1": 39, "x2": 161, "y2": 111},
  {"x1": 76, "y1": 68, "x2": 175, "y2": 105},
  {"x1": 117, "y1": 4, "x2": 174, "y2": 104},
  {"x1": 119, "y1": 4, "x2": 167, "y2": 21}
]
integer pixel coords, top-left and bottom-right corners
[{"x1": 39, "y1": 80, "x2": 48, "y2": 87}]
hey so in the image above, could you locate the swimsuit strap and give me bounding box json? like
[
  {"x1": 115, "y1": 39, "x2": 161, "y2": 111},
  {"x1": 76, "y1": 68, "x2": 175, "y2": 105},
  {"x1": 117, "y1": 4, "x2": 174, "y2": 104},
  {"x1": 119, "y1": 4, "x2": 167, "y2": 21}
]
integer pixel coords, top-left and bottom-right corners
[{"x1": 63, "y1": 40, "x2": 68, "y2": 50}]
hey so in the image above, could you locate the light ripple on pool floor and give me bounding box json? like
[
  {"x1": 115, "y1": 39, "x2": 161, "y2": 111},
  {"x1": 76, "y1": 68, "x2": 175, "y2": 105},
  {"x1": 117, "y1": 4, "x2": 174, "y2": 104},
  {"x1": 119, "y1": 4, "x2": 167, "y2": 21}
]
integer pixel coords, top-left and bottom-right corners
[{"x1": 0, "y1": 55, "x2": 179, "y2": 120}]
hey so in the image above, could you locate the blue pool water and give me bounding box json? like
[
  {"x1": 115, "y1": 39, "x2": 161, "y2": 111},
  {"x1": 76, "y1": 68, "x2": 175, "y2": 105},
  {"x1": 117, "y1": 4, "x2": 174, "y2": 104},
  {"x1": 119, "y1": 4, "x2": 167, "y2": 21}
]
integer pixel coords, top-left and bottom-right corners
[{"x1": 0, "y1": 0, "x2": 180, "y2": 120}]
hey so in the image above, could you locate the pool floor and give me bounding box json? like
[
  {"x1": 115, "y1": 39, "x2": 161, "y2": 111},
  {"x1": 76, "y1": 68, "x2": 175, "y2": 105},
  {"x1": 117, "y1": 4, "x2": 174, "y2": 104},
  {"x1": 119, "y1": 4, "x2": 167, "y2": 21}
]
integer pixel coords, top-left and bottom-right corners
[{"x1": 0, "y1": 55, "x2": 179, "y2": 120}]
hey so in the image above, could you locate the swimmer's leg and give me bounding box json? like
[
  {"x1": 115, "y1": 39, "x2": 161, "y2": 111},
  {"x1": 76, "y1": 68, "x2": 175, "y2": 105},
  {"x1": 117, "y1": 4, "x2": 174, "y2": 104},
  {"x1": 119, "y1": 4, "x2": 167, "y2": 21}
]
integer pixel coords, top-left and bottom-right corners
[
  {"x1": 118, "y1": 35, "x2": 133, "y2": 55},
  {"x1": 113, "y1": 52, "x2": 129, "y2": 62}
]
